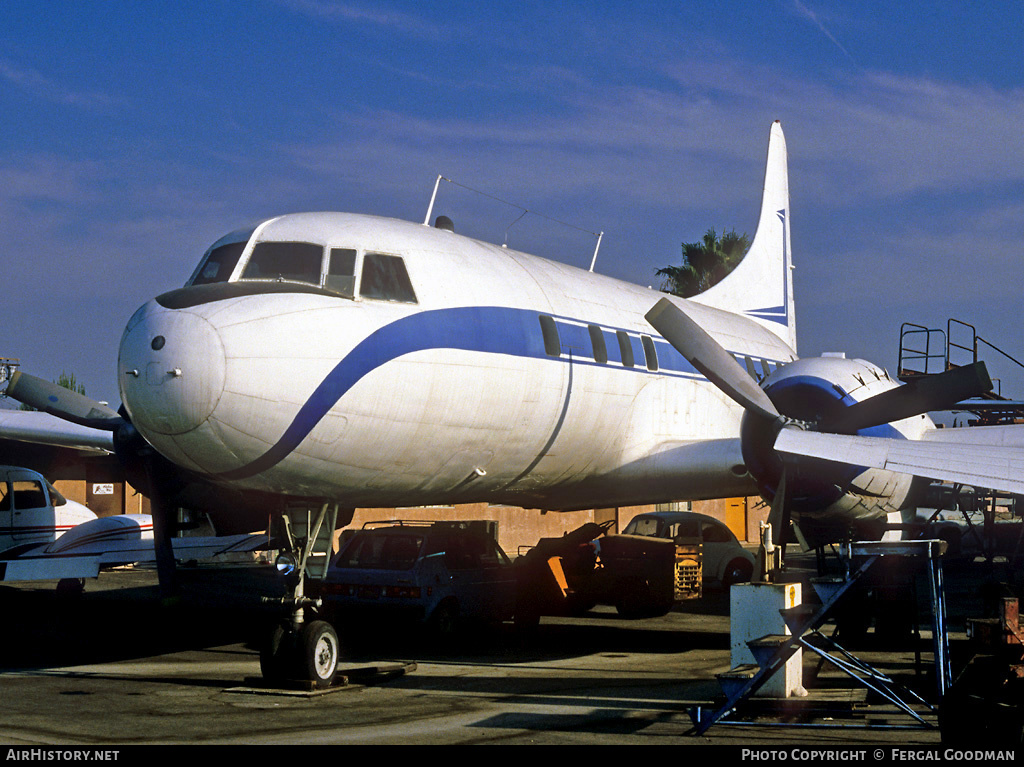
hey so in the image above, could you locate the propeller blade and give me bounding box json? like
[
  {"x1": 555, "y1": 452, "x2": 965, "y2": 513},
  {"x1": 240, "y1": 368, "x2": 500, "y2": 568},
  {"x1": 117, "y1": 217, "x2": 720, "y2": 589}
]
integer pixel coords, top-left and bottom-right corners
[
  {"x1": 774, "y1": 426, "x2": 1024, "y2": 496},
  {"x1": 820, "y1": 362, "x2": 993, "y2": 434},
  {"x1": 5, "y1": 371, "x2": 124, "y2": 431},
  {"x1": 646, "y1": 298, "x2": 781, "y2": 423}
]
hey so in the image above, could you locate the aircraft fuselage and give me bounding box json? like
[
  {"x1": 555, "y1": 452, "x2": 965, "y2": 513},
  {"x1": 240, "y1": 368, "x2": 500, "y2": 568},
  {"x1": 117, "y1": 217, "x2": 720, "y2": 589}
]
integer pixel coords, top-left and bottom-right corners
[{"x1": 118, "y1": 213, "x2": 798, "y2": 511}]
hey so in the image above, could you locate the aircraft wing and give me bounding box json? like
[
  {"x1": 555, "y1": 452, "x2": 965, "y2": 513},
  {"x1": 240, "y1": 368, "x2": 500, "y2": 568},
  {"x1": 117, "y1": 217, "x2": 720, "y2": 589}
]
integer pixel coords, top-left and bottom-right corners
[
  {"x1": 0, "y1": 527, "x2": 270, "y2": 585},
  {"x1": 0, "y1": 409, "x2": 114, "y2": 454},
  {"x1": 774, "y1": 425, "x2": 1024, "y2": 496}
]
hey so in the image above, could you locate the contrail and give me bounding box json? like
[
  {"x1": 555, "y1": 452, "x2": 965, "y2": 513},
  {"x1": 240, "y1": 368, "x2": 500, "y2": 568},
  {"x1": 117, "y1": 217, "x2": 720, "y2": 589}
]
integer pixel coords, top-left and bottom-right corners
[{"x1": 792, "y1": 0, "x2": 854, "y2": 61}]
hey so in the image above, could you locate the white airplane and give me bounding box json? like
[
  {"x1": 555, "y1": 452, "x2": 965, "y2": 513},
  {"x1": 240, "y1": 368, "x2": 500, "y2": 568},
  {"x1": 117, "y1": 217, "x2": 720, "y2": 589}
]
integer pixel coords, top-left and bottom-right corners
[
  {"x1": 4, "y1": 121, "x2": 1022, "y2": 688},
  {"x1": 0, "y1": 464, "x2": 266, "y2": 588}
]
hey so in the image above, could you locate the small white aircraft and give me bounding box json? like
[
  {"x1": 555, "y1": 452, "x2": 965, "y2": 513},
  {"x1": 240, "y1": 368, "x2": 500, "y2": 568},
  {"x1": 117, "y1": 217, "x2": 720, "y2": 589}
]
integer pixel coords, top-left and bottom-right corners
[
  {"x1": 0, "y1": 464, "x2": 266, "y2": 587},
  {"x1": 4, "y1": 121, "x2": 1022, "y2": 688}
]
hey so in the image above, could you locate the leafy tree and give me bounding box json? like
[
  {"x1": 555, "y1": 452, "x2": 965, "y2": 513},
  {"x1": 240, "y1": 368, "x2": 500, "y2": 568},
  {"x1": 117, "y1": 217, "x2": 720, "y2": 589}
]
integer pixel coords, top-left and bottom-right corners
[
  {"x1": 18, "y1": 371, "x2": 86, "y2": 411},
  {"x1": 656, "y1": 227, "x2": 750, "y2": 298}
]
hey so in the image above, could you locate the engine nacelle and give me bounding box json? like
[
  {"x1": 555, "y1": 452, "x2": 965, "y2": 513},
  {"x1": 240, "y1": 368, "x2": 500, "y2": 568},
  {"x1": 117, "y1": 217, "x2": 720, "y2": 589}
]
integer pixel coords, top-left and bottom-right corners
[{"x1": 741, "y1": 355, "x2": 933, "y2": 541}]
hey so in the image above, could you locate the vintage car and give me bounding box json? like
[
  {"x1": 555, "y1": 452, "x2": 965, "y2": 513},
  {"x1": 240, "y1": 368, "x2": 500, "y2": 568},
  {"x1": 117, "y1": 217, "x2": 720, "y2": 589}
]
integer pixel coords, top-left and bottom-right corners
[{"x1": 621, "y1": 511, "x2": 755, "y2": 586}]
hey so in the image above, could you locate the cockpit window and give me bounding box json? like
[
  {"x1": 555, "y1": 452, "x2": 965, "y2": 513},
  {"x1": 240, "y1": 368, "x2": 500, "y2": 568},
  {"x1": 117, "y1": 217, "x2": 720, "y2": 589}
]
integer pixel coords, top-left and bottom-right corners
[
  {"x1": 326, "y1": 248, "x2": 357, "y2": 298},
  {"x1": 241, "y1": 242, "x2": 323, "y2": 285},
  {"x1": 191, "y1": 241, "x2": 247, "y2": 286},
  {"x1": 360, "y1": 253, "x2": 417, "y2": 303}
]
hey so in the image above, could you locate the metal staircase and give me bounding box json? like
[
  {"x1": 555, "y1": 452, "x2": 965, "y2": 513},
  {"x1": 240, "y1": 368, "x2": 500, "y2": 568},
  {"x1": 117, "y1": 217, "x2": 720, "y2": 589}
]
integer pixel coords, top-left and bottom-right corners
[{"x1": 689, "y1": 540, "x2": 949, "y2": 735}]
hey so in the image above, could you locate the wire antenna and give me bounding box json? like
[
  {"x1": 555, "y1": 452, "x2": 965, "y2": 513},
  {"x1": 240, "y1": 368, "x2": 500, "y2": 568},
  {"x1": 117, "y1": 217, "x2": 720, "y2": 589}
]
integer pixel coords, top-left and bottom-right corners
[{"x1": 423, "y1": 175, "x2": 604, "y2": 271}]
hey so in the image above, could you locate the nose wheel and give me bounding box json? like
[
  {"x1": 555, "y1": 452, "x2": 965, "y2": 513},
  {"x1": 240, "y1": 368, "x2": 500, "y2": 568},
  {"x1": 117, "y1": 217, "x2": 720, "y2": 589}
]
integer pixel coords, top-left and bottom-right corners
[
  {"x1": 260, "y1": 502, "x2": 347, "y2": 690},
  {"x1": 301, "y1": 620, "x2": 340, "y2": 687},
  {"x1": 261, "y1": 619, "x2": 340, "y2": 689}
]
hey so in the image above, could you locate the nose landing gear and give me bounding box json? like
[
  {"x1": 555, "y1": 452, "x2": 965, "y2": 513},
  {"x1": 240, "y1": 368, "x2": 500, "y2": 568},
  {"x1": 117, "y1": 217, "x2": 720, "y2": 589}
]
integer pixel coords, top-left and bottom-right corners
[{"x1": 260, "y1": 502, "x2": 347, "y2": 690}]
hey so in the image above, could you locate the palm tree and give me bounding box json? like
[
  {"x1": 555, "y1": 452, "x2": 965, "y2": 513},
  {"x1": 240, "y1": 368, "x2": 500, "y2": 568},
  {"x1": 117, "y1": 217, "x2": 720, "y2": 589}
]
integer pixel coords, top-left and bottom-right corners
[{"x1": 656, "y1": 228, "x2": 750, "y2": 298}]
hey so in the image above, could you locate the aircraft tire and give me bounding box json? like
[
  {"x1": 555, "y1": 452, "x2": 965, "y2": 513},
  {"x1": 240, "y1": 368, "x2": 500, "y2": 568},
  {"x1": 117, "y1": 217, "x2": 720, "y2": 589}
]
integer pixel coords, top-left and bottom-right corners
[{"x1": 299, "y1": 620, "x2": 339, "y2": 689}]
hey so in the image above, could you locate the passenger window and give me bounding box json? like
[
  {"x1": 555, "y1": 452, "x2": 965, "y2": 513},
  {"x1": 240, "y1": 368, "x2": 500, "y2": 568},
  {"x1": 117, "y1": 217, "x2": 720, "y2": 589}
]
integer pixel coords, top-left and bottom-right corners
[
  {"x1": 539, "y1": 315, "x2": 561, "y2": 357},
  {"x1": 191, "y1": 241, "x2": 247, "y2": 285},
  {"x1": 11, "y1": 480, "x2": 46, "y2": 510},
  {"x1": 641, "y1": 335, "x2": 658, "y2": 371},
  {"x1": 0, "y1": 483, "x2": 9, "y2": 512},
  {"x1": 702, "y1": 522, "x2": 732, "y2": 543},
  {"x1": 241, "y1": 242, "x2": 323, "y2": 285},
  {"x1": 617, "y1": 331, "x2": 634, "y2": 368},
  {"x1": 326, "y1": 248, "x2": 357, "y2": 298},
  {"x1": 360, "y1": 253, "x2": 417, "y2": 303},
  {"x1": 588, "y1": 325, "x2": 608, "y2": 364},
  {"x1": 676, "y1": 520, "x2": 699, "y2": 539}
]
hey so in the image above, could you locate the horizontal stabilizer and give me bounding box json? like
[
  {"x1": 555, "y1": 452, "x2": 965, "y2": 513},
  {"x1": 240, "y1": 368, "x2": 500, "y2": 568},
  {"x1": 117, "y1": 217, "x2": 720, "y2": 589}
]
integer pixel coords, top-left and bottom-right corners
[{"x1": 774, "y1": 428, "x2": 1024, "y2": 496}]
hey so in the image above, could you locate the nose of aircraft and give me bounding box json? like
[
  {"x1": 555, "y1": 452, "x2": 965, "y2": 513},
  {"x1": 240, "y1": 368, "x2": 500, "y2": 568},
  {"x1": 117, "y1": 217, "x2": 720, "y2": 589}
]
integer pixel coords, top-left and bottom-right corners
[{"x1": 118, "y1": 301, "x2": 226, "y2": 436}]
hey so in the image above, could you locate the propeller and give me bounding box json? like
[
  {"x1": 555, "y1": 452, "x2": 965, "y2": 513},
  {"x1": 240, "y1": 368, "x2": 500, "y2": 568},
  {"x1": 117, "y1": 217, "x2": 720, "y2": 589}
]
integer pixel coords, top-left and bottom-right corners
[
  {"x1": 646, "y1": 298, "x2": 782, "y2": 424},
  {"x1": 645, "y1": 297, "x2": 994, "y2": 546},
  {"x1": 6, "y1": 371, "x2": 124, "y2": 431},
  {"x1": 646, "y1": 299, "x2": 992, "y2": 437}
]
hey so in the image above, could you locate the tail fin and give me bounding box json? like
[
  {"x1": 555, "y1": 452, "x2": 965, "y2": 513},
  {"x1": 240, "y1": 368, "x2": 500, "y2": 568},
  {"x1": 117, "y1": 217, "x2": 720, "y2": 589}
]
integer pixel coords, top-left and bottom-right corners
[{"x1": 691, "y1": 121, "x2": 796, "y2": 352}]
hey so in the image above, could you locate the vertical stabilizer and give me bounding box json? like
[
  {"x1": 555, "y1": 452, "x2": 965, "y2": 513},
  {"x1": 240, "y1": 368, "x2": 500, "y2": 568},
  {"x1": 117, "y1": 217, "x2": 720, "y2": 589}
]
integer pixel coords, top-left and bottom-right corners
[{"x1": 691, "y1": 121, "x2": 796, "y2": 352}]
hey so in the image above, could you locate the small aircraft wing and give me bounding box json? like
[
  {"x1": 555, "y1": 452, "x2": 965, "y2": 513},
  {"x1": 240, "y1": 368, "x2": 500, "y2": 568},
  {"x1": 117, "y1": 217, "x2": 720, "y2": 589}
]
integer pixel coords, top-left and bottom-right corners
[
  {"x1": 774, "y1": 425, "x2": 1024, "y2": 496},
  {"x1": 0, "y1": 409, "x2": 114, "y2": 454},
  {"x1": 0, "y1": 514, "x2": 269, "y2": 584}
]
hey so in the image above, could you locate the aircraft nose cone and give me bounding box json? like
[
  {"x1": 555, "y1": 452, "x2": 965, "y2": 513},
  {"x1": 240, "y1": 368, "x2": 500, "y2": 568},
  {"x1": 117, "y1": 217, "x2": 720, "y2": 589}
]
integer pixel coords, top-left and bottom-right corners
[{"x1": 118, "y1": 302, "x2": 226, "y2": 436}]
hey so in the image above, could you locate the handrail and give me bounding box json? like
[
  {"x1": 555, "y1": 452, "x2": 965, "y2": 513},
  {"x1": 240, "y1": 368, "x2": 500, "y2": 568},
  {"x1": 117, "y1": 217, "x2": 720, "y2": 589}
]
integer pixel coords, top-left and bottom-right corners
[{"x1": 899, "y1": 323, "x2": 946, "y2": 377}]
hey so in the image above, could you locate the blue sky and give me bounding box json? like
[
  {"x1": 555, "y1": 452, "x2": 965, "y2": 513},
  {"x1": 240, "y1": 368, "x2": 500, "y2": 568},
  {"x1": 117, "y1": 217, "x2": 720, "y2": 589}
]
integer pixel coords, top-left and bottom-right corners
[{"x1": 2, "y1": 0, "x2": 1024, "y2": 406}]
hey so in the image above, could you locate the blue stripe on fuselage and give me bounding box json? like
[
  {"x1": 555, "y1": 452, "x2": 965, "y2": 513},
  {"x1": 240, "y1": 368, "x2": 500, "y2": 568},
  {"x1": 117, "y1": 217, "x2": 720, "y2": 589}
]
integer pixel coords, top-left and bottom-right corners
[
  {"x1": 214, "y1": 305, "x2": 777, "y2": 480},
  {"x1": 217, "y1": 306, "x2": 542, "y2": 480}
]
